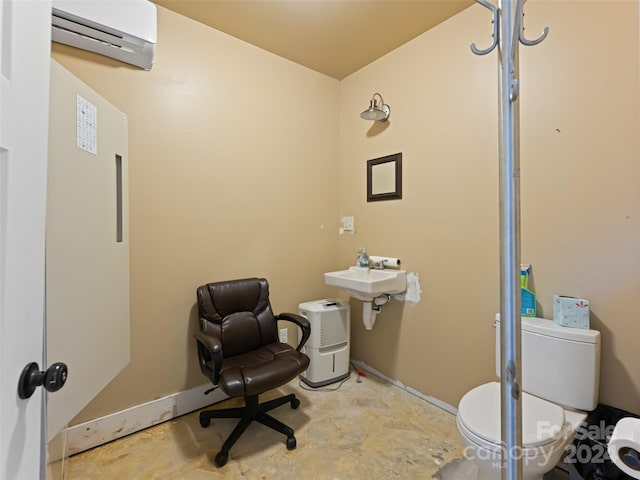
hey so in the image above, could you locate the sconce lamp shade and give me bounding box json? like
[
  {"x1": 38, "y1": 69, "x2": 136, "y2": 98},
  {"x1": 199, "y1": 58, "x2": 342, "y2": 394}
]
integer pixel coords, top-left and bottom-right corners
[{"x1": 360, "y1": 93, "x2": 390, "y2": 122}]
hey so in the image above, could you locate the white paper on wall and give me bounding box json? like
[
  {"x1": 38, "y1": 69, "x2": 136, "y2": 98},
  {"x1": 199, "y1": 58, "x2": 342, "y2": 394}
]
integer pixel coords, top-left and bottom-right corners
[{"x1": 76, "y1": 94, "x2": 97, "y2": 154}]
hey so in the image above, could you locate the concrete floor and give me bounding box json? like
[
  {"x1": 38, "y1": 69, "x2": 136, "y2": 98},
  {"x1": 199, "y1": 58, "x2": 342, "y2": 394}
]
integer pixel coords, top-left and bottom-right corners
[
  {"x1": 64, "y1": 369, "x2": 573, "y2": 480},
  {"x1": 66, "y1": 370, "x2": 467, "y2": 479}
]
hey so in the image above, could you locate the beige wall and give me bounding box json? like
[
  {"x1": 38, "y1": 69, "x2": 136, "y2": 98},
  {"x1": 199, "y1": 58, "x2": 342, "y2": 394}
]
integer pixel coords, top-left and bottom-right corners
[
  {"x1": 340, "y1": 1, "x2": 640, "y2": 414},
  {"x1": 53, "y1": 0, "x2": 640, "y2": 425},
  {"x1": 52, "y1": 6, "x2": 341, "y2": 423}
]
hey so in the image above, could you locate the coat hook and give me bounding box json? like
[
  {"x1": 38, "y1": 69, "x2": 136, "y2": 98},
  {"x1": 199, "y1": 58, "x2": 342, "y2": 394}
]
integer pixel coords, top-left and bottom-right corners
[
  {"x1": 470, "y1": 0, "x2": 499, "y2": 55},
  {"x1": 519, "y1": 0, "x2": 549, "y2": 46}
]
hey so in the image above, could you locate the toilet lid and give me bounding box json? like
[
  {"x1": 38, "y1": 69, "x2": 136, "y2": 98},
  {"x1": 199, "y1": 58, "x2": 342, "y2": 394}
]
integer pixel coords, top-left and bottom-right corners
[{"x1": 458, "y1": 382, "x2": 565, "y2": 448}]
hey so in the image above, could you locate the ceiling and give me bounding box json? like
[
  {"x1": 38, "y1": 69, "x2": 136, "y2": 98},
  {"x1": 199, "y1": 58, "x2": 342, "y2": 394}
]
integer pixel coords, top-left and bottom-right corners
[{"x1": 151, "y1": 1, "x2": 474, "y2": 80}]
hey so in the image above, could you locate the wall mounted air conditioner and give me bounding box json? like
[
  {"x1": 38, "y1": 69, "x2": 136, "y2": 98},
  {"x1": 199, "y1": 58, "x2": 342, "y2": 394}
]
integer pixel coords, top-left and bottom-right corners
[{"x1": 52, "y1": 0, "x2": 157, "y2": 70}]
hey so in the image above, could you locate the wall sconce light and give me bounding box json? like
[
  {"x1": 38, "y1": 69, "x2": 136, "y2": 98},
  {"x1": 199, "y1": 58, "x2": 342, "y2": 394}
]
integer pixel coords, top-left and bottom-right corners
[{"x1": 360, "y1": 93, "x2": 390, "y2": 122}]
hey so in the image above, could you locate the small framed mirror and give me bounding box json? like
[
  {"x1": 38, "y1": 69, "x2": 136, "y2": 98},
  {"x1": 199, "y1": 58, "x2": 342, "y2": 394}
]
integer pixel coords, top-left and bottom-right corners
[{"x1": 367, "y1": 153, "x2": 402, "y2": 202}]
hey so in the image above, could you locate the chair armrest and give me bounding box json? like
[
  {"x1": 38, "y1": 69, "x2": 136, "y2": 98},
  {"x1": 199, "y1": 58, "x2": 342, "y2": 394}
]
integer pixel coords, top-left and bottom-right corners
[
  {"x1": 193, "y1": 329, "x2": 223, "y2": 385},
  {"x1": 276, "y1": 312, "x2": 311, "y2": 352}
]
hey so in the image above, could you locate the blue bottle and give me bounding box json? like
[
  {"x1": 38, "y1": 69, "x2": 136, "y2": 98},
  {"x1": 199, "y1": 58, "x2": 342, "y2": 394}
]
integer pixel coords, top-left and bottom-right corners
[
  {"x1": 521, "y1": 264, "x2": 536, "y2": 317},
  {"x1": 357, "y1": 247, "x2": 369, "y2": 267}
]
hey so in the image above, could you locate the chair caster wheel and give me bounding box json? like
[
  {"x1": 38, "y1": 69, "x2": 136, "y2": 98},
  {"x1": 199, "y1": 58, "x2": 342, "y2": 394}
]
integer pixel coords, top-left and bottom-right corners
[
  {"x1": 291, "y1": 398, "x2": 300, "y2": 409},
  {"x1": 199, "y1": 413, "x2": 211, "y2": 428},
  {"x1": 286, "y1": 436, "x2": 297, "y2": 450},
  {"x1": 215, "y1": 451, "x2": 228, "y2": 467}
]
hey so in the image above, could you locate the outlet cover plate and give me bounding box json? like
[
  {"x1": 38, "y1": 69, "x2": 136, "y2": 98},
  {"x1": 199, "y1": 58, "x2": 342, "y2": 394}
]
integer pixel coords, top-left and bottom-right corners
[
  {"x1": 279, "y1": 328, "x2": 288, "y2": 343},
  {"x1": 343, "y1": 216, "x2": 355, "y2": 231}
]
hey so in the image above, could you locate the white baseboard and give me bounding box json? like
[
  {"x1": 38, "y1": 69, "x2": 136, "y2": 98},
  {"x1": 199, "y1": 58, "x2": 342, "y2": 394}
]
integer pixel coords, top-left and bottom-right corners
[
  {"x1": 65, "y1": 384, "x2": 227, "y2": 456},
  {"x1": 350, "y1": 359, "x2": 458, "y2": 415}
]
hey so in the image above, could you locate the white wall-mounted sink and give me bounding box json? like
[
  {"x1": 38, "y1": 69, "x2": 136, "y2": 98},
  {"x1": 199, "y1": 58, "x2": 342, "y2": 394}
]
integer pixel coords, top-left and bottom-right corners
[{"x1": 324, "y1": 267, "x2": 407, "y2": 301}]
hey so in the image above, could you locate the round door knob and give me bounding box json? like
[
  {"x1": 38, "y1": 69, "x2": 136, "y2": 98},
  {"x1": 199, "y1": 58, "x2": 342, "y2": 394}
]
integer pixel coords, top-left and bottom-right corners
[{"x1": 18, "y1": 362, "x2": 68, "y2": 399}]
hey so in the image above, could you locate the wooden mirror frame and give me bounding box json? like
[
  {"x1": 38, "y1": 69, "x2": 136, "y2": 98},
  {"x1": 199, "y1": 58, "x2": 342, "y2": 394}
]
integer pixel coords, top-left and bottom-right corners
[{"x1": 367, "y1": 153, "x2": 402, "y2": 202}]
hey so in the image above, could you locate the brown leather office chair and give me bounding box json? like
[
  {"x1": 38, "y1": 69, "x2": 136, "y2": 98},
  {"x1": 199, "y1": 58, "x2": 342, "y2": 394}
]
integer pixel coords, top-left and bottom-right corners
[{"x1": 194, "y1": 278, "x2": 311, "y2": 467}]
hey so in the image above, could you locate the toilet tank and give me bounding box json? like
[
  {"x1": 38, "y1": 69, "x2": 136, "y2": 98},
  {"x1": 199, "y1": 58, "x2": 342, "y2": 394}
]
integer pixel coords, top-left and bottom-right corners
[{"x1": 495, "y1": 314, "x2": 601, "y2": 411}]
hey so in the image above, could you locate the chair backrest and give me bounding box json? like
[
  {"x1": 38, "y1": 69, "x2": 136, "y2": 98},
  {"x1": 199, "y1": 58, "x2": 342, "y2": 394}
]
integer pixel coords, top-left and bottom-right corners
[{"x1": 196, "y1": 278, "x2": 279, "y2": 357}]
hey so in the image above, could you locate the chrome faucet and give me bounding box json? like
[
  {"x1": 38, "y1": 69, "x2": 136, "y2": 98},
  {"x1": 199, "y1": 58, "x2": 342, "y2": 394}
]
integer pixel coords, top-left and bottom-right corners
[{"x1": 368, "y1": 258, "x2": 386, "y2": 270}]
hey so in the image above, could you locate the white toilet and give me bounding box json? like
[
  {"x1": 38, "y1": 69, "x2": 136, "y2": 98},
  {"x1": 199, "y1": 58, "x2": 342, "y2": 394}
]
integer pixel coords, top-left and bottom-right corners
[{"x1": 456, "y1": 314, "x2": 601, "y2": 480}]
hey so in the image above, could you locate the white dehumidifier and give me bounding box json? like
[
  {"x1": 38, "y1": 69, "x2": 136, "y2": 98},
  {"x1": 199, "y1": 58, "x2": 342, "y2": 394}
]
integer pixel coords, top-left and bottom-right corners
[{"x1": 298, "y1": 299, "x2": 350, "y2": 388}]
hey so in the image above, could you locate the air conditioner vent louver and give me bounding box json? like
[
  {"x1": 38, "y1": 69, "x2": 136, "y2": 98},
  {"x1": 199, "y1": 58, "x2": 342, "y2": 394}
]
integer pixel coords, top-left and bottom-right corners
[
  {"x1": 53, "y1": 12, "x2": 124, "y2": 41},
  {"x1": 51, "y1": 0, "x2": 156, "y2": 71}
]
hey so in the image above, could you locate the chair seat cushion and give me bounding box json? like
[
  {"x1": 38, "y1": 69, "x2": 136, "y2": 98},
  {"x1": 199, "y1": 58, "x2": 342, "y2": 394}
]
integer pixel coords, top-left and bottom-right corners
[{"x1": 218, "y1": 342, "x2": 310, "y2": 397}]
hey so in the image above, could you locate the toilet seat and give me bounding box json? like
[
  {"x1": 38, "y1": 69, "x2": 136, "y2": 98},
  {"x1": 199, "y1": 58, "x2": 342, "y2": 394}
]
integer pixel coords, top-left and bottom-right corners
[{"x1": 458, "y1": 382, "x2": 566, "y2": 450}]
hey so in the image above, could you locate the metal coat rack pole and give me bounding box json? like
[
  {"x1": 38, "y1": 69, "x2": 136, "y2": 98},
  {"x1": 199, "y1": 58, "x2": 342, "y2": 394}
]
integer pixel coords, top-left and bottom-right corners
[{"x1": 471, "y1": 1, "x2": 548, "y2": 479}]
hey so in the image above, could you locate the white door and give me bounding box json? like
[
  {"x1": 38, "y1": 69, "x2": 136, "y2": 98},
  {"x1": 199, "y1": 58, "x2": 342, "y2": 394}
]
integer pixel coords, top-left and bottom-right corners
[{"x1": 0, "y1": 1, "x2": 52, "y2": 479}]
